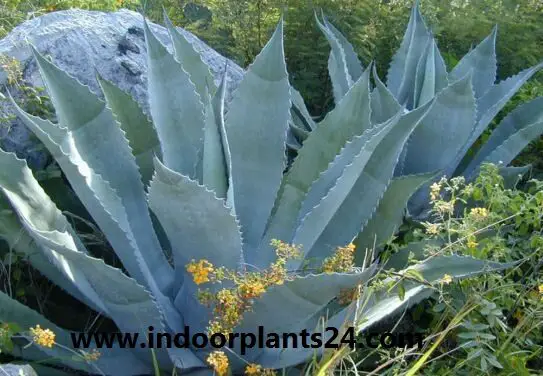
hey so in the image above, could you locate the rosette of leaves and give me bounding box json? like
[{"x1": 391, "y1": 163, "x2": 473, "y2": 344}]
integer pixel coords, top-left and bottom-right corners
[
  {"x1": 0, "y1": 10, "x2": 514, "y2": 375},
  {"x1": 308, "y1": 3, "x2": 543, "y2": 217}
]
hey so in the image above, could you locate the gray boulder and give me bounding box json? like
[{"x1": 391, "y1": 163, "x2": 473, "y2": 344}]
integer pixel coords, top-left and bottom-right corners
[
  {"x1": 0, "y1": 364, "x2": 38, "y2": 376},
  {"x1": 0, "y1": 8, "x2": 244, "y2": 169}
]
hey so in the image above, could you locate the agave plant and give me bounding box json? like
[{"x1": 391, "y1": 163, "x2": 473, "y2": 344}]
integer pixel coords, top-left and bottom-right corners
[
  {"x1": 0, "y1": 8, "x2": 513, "y2": 376},
  {"x1": 290, "y1": 4, "x2": 543, "y2": 217}
]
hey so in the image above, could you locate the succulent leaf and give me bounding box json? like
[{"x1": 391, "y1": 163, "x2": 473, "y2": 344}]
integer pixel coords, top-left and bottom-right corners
[
  {"x1": 144, "y1": 20, "x2": 205, "y2": 178},
  {"x1": 225, "y1": 19, "x2": 291, "y2": 260},
  {"x1": 386, "y1": 2, "x2": 431, "y2": 109},
  {"x1": 353, "y1": 172, "x2": 437, "y2": 260},
  {"x1": 261, "y1": 67, "x2": 372, "y2": 267},
  {"x1": 317, "y1": 12, "x2": 364, "y2": 103},
  {"x1": 97, "y1": 74, "x2": 160, "y2": 187},
  {"x1": 449, "y1": 27, "x2": 497, "y2": 98},
  {"x1": 163, "y1": 10, "x2": 216, "y2": 100},
  {"x1": 371, "y1": 65, "x2": 401, "y2": 124},
  {"x1": 465, "y1": 97, "x2": 543, "y2": 175},
  {"x1": 402, "y1": 73, "x2": 476, "y2": 176},
  {"x1": 414, "y1": 38, "x2": 448, "y2": 107},
  {"x1": 295, "y1": 101, "x2": 433, "y2": 267}
]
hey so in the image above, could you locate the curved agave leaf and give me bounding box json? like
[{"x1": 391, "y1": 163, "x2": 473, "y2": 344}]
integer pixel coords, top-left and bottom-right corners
[
  {"x1": 0, "y1": 195, "x2": 94, "y2": 309},
  {"x1": 97, "y1": 74, "x2": 160, "y2": 187},
  {"x1": 0, "y1": 151, "x2": 181, "y2": 343},
  {"x1": 464, "y1": 97, "x2": 543, "y2": 175},
  {"x1": 148, "y1": 157, "x2": 243, "y2": 276},
  {"x1": 8, "y1": 97, "x2": 184, "y2": 333},
  {"x1": 386, "y1": 1, "x2": 431, "y2": 109},
  {"x1": 477, "y1": 121, "x2": 543, "y2": 168},
  {"x1": 297, "y1": 122, "x2": 389, "y2": 225},
  {"x1": 202, "y1": 75, "x2": 229, "y2": 199},
  {"x1": 449, "y1": 27, "x2": 497, "y2": 98},
  {"x1": 29, "y1": 47, "x2": 174, "y2": 293},
  {"x1": 456, "y1": 62, "x2": 543, "y2": 174},
  {"x1": 0, "y1": 292, "x2": 154, "y2": 376},
  {"x1": 163, "y1": 10, "x2": 216, "y2": 100},
  {"x1": 148, "y1": 158, "x2": 243, "y2": 331},
  {"x1": 316, "y1": 12, "x2": 364, "y2": 103},
  {"x1": 295, "y1": 102, "x2": 433, "y2": 267},
  {"x1": 236, "y1": 267, "x2": 376, "y2": 366},
  {"x1": 402, "y1": 73, "x2": 476, "y2": 176},
  {"x1": 225, "y1": 20, "x2": 291, "y2": 259},
  {"x1": 383, "y1": 239, "x2": 445, "y2": 271},
  {"x1": 371, "y1": 66, "x2": 401, "y2": 125},
  {"x1": 357, "y1": 254, "x2": 516, "y2": 332},
  {"x1": 291, "y1": 87, "x2": 315, "y2": 131},
  {"x1": 144, "y1": 20, "x2": 205, "y2": 178},
  {"x1": 413, "y1": 38, "x2": 448, "y2": 107},
  {"x1": 353, "y1": 172, "x2": 437, "y2": 261},
  {"x1": 0, "y1": 150, "x2": 106, "y2": 311},
  {"x1": 261, "y1": 67, "x2": 372, "y2": 267},
  {"x1": 499, "y1": 165, "x2": 532, "y2": 189}
]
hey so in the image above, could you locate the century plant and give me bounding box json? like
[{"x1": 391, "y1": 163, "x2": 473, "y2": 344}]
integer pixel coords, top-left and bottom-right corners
[
  {"x1": 288, "y1": 3, "x2": 543, "y2": 219},
  {"x1": 0, "y1": 6, "x2": 514, "y2": 376}
]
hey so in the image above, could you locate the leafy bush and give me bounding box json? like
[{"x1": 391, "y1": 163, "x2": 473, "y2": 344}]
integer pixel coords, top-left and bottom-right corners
[{"x1": 398, "y1": 164, "x2": 543, "y2": 375}]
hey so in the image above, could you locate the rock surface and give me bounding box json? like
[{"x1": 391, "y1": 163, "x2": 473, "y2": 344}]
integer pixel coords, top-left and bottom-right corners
[
  {"x1": 0, "y1": 9, "x2": 244, "y2": 169},
  {"x1": 0, "y1": 364, "x2": 38, "y2": 376}
]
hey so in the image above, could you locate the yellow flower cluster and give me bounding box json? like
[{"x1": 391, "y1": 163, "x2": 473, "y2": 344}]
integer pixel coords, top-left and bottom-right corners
[
  {"x1": 82, "y1": 349, "x2": 101, "y2": 362},
  {"x1": 30, "y1": 325, "x2": 55, "y2": 348},
  {"x1": 207, "y1": 351, "x2": 229, "y2": 376},
  {"x1": 186, "y1": 259, "x2": 214, "y2": 285},
  {"x1": 245, "y1": 363, "x2": 277, "y2": 375},
  {"x1": 539, "y1": 284, "x2": 543, "y2": 296},
  {"x1": 192, "y1": 240, "x2": 303, "y2": 335},
  {"x1": 322, "y1": 243, "x2": 356, "y2": 273},
  {"x1": 430, "y1": 182, "x2": 442, "y2": 201},
  {"x1": 466, "y1": 239, "x2": 478, "y2": 248},
  {"x1": 425, "y1": 223, "x2": 441, "y2": 235},
  {"x1": 470, "y1": 207, "x2": 489, "y2": 219},
  {"x1": 440, "y1": 274, "x2": 453, "y2": 285}
]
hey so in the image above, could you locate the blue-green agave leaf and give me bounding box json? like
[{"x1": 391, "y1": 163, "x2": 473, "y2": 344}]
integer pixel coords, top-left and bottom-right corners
[
  {"x1": 295, "y1": 101, "x2": 433, "y2": 267},
  {"x1": 315, "y1": 13, "x2": 351, "y2": 103},
  {"x1": 353, "y1": 172, "x2": 437, "y2": 260},
  {"x1": 236, "y1": 266, "x2": 376, "y2": 367},
  {"x1": 324, "y1": 15, "x2": 364, "y2": 82},
  {"x1": 7, "y1": 96, "x2": 182, "y2": 332},
  {"x1": 316, "y1": 13, "x2": 364, "y2": 103},
  {"x1": 261, "y1": 67, "x2": 372, "y2": 267},
  {"x1": 499, "y1": 165, "x2": 532, "y2": 189},
  {"x1": 371, "y1": 65, "x2": 401, "y2": 124},
  {"x1": 386, "y1": 2, "x2": 431, "y2": 109},
  {"x1": 0, "y1": 195, "x2": 94, "y2": 309},
  {"x1": 460, "y1": 62, "x2": 543, "y2": 170},
  {"x1": 297, "y1": 122, "x2": 390, "y2": 224},
  {"x1": 402, "y1": 73, "x2": 476, "y2": 176},
  {"x1": 202, "y1": 77, "x2": 229, "y2": 199},
  {"x1": 29, "y1": 47, "x2": 173, "y2": 293},
  {"x1": 291, "y1": 87, "x2": 316, "y2": 131},
  {"x1": 383, "y1": 239, "x2": 445, "y2": 271},
  {"x1": 414, "y1": 38, "x2": 448, "y2": 107},
  {"x1": 97, "y1": 74, "x2": 160, "y2": 187},
  {"x1": 148, "y1": 157, "x2": 243, "y2": 275},
  {"x1": 449, "y1": 27, "x2": 497, "y2": 98},
  {"x1": 163, "y1": 10, "x2": 216, "y2": 100},
  {"x1": 358, "y1": 254, "x2": 515, "y2": 332},
  {"x1": 476, "y1": 121, "x2": 543, "y2": 168},
  {"x1": 0, "y1": 291, "x2": 155, "y2": 375},
  {"x1": 144, "y1": 20, "x2": 204, "y2": 178},
  {"x1": 464, "y1": 97, "x2": 543, "y2": 175},
  {"x1": 225, "y1": 19, "x2": 291, "y2": 259}
]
